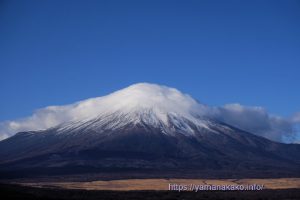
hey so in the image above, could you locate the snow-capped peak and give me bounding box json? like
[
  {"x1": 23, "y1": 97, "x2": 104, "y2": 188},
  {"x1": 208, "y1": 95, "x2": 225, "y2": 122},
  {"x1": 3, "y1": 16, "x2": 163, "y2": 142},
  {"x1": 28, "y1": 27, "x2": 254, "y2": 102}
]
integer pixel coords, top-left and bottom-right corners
[{"x1": 54, "y1": 83, "x2": 213, "y2": 135}]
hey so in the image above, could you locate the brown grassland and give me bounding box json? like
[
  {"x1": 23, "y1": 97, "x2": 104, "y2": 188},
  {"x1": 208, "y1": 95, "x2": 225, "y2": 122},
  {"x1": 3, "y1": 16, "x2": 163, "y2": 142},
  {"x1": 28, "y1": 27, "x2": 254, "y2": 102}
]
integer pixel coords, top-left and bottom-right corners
[{"x1": 19, "y1": 178, "x2": 300, "y2": 191}]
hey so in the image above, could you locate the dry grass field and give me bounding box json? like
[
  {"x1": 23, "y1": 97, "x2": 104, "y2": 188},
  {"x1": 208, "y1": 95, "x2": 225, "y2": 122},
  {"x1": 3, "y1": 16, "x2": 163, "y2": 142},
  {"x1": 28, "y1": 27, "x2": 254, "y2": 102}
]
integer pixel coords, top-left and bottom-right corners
[
  {"x1": 20, "y1": 178, "x2": 300, "y2": 191},
  {"x1": 1, "y1": 183, "x2": 300, "y2": 200}
]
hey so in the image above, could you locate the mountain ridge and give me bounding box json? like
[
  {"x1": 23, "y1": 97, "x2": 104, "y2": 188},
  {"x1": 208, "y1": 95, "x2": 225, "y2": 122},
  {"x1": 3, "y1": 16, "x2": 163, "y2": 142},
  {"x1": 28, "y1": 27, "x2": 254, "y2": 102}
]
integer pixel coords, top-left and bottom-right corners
[{"x1": 0, "y1": 83, "x2": 299, "y2": 179}]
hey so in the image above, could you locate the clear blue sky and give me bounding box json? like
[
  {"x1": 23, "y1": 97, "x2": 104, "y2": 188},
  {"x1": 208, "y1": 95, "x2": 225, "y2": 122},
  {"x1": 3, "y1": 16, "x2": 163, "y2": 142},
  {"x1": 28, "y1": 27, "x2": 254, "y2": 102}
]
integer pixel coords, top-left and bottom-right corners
[{"x1": 0, "y1": 0, "x2": 299, "y2": 121}]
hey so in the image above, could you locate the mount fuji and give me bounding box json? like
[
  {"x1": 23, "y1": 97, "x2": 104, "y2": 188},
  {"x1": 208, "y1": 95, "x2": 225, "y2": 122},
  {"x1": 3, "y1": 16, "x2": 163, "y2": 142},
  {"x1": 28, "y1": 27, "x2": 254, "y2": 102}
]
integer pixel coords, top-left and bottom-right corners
[{"x1": 0, "y1": 83, "x2": 299, "y2": 179}]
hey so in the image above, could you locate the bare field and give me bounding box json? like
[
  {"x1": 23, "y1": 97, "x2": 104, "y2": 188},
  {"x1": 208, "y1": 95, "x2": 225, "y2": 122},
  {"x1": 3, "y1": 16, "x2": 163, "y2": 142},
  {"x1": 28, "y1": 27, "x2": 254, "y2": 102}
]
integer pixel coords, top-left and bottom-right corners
[{"x1": 20, "y1": 178, "x2": 300, "y2": 191}]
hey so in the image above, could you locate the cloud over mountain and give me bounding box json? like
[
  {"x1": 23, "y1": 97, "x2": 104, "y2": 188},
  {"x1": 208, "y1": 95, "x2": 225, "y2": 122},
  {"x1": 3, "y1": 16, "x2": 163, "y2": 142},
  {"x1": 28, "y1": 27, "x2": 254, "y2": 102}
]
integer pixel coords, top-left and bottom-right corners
[
  {"x1": 291, "y1": 112, "x2": 300, "y2": 123},
  {"x1": 0, "y1": 83, "x2": 299, "y2": 143},
  {"x1": 211, "y1": 104, "x2": 297, "y2": 143}
]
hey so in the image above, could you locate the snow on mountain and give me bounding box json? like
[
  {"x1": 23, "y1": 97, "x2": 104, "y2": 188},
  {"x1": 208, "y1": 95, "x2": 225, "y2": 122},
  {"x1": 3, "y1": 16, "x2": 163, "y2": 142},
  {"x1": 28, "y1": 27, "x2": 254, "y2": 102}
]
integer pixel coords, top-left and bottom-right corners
[{"x1": 53, "y1": 83, "x2": 216, "y2": 136}]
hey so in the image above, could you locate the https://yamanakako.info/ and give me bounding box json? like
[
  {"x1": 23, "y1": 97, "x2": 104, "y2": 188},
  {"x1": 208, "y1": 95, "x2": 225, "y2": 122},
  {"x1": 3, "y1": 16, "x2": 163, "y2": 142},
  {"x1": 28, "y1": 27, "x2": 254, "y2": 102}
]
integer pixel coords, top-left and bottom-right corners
[{"x1": 168, "y1": 183, "x2": 264, "y2": 192}]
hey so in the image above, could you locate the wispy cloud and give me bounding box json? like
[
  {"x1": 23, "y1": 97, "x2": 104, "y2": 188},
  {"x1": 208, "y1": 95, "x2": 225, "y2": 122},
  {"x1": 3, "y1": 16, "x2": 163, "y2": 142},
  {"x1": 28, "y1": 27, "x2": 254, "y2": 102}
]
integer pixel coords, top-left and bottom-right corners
[
  {"x1": 212, "y1": 104, "x2": 298, "y2": 143},
  {"x1": 291, "y1": 112, "x2": 300, "y2": 123}
]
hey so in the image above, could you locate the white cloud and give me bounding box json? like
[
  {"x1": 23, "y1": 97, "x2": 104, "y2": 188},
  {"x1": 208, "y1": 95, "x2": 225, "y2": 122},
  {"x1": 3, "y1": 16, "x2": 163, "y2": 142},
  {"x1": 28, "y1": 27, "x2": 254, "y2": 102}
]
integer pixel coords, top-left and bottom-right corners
[
  {"x1": 291, "y1": 112, "x2": 300, "y2": 123},
  {"x1": 0, "y1": 106, "x2": 71, "y2": 138},
  {"x1": 212, "y1": 104, "x2": 296, "y2": 143}
]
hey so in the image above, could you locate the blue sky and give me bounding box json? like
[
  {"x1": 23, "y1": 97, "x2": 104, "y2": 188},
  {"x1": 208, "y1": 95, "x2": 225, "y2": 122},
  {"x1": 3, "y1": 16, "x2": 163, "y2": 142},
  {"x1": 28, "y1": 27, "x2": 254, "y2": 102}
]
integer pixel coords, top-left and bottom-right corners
[{"x1": 0, "y1": 0, "x2": 300, "y2": 123}]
